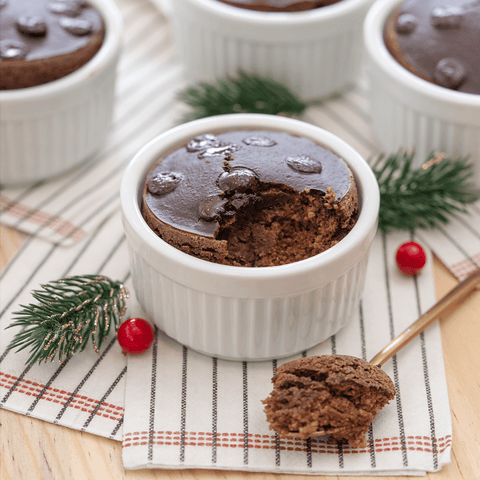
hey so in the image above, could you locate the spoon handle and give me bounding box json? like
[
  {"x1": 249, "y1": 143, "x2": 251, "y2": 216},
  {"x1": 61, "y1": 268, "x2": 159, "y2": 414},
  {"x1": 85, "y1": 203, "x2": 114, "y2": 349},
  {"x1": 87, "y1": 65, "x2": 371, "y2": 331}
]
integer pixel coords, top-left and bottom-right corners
[{"x1": 369, "y1": 268, "x2": 480, "y2": 367}]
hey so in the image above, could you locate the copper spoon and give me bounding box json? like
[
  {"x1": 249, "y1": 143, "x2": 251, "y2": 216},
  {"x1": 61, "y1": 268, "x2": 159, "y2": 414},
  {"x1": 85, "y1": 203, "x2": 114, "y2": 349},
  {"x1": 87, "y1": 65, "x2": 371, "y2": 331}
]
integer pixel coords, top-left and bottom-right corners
[{"x1": 283, "y1": 267, "x2": 480, "y2": 439}]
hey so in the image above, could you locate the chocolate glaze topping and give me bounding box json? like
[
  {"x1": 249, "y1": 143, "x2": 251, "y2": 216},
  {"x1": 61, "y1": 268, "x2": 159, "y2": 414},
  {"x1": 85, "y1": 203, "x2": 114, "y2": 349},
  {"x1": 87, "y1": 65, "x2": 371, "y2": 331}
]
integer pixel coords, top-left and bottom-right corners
[
  {"x1": 0, "y1": 0, "x2": 103, "y2": 62},
  {"x1": 214, "y1": 0, "x2": 344, "y2": 12},
  {"x1": 144, "y1": 130, "x2": 351, "y2": 238},
  {"x1": 384, "y1": 0, "x2": 480, "y2": 94}
]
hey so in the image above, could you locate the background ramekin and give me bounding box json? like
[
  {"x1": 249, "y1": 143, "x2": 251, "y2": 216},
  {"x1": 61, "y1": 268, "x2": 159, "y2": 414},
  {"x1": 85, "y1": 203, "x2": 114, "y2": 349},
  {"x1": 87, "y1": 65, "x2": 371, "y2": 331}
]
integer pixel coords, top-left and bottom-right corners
[
  {"x1": 0, "y1": 0, "x2": 123, "y2": 186},
  {"x1": 171, "y1": 0, "x2": 375, "y2": 101},
  {"x1": 364, "y1": 0, "x2": 480, "y2": 187},
  {"x1": 121, "y1": 113, "x2": 379, "y2": 361}
]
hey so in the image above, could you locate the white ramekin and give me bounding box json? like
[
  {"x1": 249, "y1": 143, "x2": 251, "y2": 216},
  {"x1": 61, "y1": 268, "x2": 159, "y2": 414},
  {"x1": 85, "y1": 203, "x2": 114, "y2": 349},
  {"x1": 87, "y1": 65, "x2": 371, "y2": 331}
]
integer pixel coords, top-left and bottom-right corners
[
  {"x1": 171, "y1": 0, "x2": 375, "y2": 101},
  {"x1": 0, "y1": 0, "x2": 123, "y2": 186},
  {"x1": 121, "y1": 114, "x2": 379, "y2": 361},
  {"x1": 364, "y1": 0, "x2": 480, "y2": 187}
]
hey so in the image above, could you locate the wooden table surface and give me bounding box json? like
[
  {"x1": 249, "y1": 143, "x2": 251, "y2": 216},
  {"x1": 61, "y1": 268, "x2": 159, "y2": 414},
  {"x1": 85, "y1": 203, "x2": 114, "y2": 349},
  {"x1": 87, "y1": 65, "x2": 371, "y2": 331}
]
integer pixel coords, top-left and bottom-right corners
[{"x1": 1, "y1": 224, "x2": 480, "y2": 480}]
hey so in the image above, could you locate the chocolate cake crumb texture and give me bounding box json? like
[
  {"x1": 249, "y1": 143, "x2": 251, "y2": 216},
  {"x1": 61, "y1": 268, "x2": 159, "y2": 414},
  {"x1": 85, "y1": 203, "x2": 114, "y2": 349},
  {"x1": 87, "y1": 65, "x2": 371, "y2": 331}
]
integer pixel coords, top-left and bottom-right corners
[
  {"x1": 142, "y1": 130, "x2": 359, "y2": 267},
  {"x1": 262, "y1": 355, "x2": 396, "y2": 448}
]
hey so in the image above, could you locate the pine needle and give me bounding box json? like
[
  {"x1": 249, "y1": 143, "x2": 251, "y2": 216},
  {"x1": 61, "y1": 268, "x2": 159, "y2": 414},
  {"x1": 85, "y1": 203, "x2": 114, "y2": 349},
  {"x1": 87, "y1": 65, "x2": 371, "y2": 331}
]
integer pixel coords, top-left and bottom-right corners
[
  {"x1": 373, "y1": 152, "x2": 480, "y2": 232},
  {"x1": 6, "y1": 275, "x2": 129, "y2": 364},
  {"x1": 179, "y1": 72, "x2": 308, "y2": 122}
]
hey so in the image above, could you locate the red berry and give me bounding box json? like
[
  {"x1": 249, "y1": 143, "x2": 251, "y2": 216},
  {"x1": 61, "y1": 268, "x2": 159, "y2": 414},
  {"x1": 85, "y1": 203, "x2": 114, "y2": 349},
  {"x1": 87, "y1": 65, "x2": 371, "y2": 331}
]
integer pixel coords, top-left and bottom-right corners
[
  {"x1": 117, "y1": 318, "x2": 154, "y2": 354},
  {"x1": 395, "y1": 241, "x2": 427, "y2": 275}
]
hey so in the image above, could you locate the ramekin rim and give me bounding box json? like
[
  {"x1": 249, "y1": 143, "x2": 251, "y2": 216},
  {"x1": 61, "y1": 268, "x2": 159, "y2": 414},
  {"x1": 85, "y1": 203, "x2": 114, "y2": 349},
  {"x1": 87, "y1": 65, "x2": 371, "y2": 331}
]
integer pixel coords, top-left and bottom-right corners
[
  {"x1": 363, "y1": 0, "x2": 480, "y2": 107},
  {"x1": 0, "y1": 0, "x2": 123, "y2": 101},
  {"x1": 185, "y1": 0, "x2": 375, "y2": 24},
  {"x1": 120, "y1": 114, "x2": 379, "y2": 281}
]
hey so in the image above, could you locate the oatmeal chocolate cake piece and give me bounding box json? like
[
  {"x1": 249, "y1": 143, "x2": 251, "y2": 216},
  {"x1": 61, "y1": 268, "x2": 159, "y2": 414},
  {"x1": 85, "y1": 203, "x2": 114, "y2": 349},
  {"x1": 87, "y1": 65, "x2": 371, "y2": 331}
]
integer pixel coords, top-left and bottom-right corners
[
  {"x1": 262, "y1": 355, "x2": 396, "y2": 447},
  {"x1": 142, "y1": 130, "x2": 359, "y2": 267}
]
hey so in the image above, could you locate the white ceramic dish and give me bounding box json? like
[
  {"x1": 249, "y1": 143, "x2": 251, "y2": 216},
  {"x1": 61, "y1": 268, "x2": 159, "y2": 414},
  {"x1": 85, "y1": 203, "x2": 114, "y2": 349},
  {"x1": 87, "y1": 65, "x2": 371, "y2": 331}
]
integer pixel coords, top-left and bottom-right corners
[
  {"x1": 0, "y1": 0, "x2": 123, "y2": 186},
  {"x1": 364, "y1": 0, "x2": 480, "y2": 187},
  {"x1": 171, "y1": 0, "x2": 375, "y2": 101},
  {"x1": 121, "y1": 114, "x2": 379, "y2": 361}
]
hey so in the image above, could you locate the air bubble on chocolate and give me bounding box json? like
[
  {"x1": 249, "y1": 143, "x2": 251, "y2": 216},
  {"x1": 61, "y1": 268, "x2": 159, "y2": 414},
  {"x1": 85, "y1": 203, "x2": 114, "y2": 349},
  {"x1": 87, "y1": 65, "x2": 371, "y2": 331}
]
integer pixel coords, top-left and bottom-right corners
[
  {"x1": 16, "y1": 16, "x2": 48, "y2": 37},
  {"x1": 187, "y1": 134, "x2": 221, "y2": 152},
  {"x1": 198, "y1": 195, "x2": 228, "y2": 221},
  {"x1": 243, "y1": 135, "x2": 277, "y2": 147},
  {"x1": 147, "y1": 172, "x2": 184, "y2": 196},
  {"x1": 198, "y1": 144, "x2": 239, "y2": 159},
  {"x1": 433, "y1": 57, "x2": 466, "y2": 89},
  {"x1": 217, "y1": 167, "x2": 259, "y2": 193},
  {"x1": 431, "y1": 6, "x2": 464, "y2": 28},
  {"x1": 0, "y1": 39, "x2": 28, "y2": 60},
  {"x1": 285, "y1": 154, "x2": 322, "y2": 174},
  {"x1": 395, "y1": 13, "x2": 417, "y2": 34},
  {"x1": 48, "y1": 0, "x2": 83, "y2": 17},
  {"x1": 59, "y1": 17, "x2": 94, "y2": 36}
]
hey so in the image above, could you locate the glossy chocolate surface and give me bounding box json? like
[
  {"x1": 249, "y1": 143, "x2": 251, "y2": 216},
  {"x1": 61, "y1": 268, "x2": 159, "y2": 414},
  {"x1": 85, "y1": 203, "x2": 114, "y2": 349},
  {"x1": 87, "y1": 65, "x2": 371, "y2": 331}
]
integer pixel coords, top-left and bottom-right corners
[
  {"x1": 144, "y1": 130, "x2": 351, "y2": 238},
  {"x1": 214, "y1": 0, "x2": 343, "y2": 12},
  {"x1": 0, "y1": 0, "x2": 103, "y2": 62},
  {"x1": 386, "y1": 0, "x2": 480, "y2": 94}
]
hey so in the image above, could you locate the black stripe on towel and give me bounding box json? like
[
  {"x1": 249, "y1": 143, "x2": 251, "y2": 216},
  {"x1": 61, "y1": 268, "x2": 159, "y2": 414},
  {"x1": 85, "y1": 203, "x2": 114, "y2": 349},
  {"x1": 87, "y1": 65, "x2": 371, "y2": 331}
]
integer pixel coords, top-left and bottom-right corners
[
  {"x1": 412, "y1": 267, "x2": 439, "y2": 471},
  {"x1": 243, "y1": 361, "x2": 249, "y2": 465},
  {"x1": 110, "y1": 415, "x2": 124, "y2": 439},
  {"x1": 54, "y1": 336, "x2": 118, "y2": 423},
  {"x1": 382, "y1": 233, "x2": 408, "y2": 467},
  {"x1": 301, "y1": 350, "x2": 313, "y2": 469},
  {"x1": 272, "y1": 359, "x2": 281, "y2": 467},
  {"x1": 82, "y1": 365, "x2": 127, "y2": 430},
  {"x1": 359, "y1": 301, "x2": 376, "y2": 468},
  {"x1": 180, "y1": 346, "x2": 188, "y2": 463},
  {"x1": 148, "y1": 326, "x2": 159, "y2": 462},
  {"x1": 0, "y1": 363, "x2": 33, "y2": 405},
  {"x1": 330, "y1": 337, "x2": 344, "y2": 469},
  {"x1": 211, "y1": 357, "x2": 218, "y2": 464},
  {"x1": 27, "y1": 360, "x2": 70, "y2": 414}
]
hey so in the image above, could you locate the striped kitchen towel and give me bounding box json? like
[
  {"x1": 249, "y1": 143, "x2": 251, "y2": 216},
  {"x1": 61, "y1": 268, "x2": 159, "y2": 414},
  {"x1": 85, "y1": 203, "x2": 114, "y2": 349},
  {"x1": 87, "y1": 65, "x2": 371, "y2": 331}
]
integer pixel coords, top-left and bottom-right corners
[
  {"x1": 121, "y1": 230, "x2": 452, "y2": 475},
  {"x1": 0, "y1": 211, "x2": 132, "y2": 440},
  {"x1": 0, "y1": 210, "x2": 454, "y2": 475}
]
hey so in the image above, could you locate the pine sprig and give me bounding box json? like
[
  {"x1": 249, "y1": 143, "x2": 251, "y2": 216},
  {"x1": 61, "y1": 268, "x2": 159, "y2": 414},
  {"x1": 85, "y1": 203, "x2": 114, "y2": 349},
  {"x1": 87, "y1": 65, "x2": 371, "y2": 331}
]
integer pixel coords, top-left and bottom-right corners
[
  {"x1": 179, "y1": 72, "x2": 307, "y2": 122},
  {"x1": 7, "y1": 275, "x2": 129, "y2": 364},
  {"x1": 373, "y1": 152, "x2": 479, "y2": 232}
]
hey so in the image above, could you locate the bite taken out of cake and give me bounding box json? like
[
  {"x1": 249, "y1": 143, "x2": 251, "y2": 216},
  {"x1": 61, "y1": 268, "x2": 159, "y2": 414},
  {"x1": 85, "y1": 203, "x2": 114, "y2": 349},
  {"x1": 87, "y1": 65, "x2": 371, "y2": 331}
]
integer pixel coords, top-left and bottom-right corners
[{"x1": 141, "y1": 130, "x2": 359, "y2": 267}]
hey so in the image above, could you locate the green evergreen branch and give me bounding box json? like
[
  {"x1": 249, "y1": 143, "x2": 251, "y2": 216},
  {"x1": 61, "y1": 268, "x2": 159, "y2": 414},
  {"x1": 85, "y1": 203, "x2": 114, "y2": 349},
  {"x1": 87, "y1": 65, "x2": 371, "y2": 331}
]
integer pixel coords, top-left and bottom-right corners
[
  {"x1": 373, "y1": 152, "x2": 479, "y2": 232},
  {"x1": 6, "y1": 275, "x2": 129, "y2": 364},
  {"x1": 179, "y1": 72, "x2": 308, "y2": 122}
]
